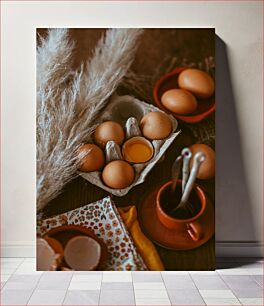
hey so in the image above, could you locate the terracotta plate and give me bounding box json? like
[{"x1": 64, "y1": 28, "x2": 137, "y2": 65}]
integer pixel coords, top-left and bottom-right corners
[
  {"x1": 153, "y1": 67, "x2": 215, "y2": 124},
  {"x1": 44, "y1": 225, "x2": 108, "y2": 270},
  {"x1": 138, "y1": 186, "x2": 215, "y2": 250}
]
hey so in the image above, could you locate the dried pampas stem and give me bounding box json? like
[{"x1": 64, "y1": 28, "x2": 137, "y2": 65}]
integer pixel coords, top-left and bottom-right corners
[
  {"x1": 37, "y1": 29, "x2": 74, "y2": 95},
  {"x1": 37, "y1": 28, "x2": 143, "y2": 212}
]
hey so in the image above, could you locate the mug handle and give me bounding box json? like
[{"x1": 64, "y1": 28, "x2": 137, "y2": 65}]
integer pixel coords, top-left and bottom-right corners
[{"x1": 187, "y1": 222, "x2": 203, "y2": 241}]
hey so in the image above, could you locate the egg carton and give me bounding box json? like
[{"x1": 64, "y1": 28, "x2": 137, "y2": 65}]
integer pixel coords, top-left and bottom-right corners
[{"x1": 78, "y1": 94, "x2": 181, "y2": 196}]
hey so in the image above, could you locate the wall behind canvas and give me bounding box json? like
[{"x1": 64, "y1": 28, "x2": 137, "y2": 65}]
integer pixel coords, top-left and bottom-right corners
[{"x1": 1, "y1": 1, "x2": 263, "y2": 257}]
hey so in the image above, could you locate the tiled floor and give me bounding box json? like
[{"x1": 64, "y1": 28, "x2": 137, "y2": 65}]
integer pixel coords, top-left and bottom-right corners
[{"x1": 0, "y1": 258, "x2": 263, "y2": 305}]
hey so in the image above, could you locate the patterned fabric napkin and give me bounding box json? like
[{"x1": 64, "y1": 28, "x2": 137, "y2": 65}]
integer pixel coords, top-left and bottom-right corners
[{"x1": 37, "y1": 196, "x2": 147, "y2": 271}]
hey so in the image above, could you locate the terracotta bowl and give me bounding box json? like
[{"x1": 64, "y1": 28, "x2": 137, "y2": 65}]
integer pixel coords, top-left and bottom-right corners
[
  {"x1": 44, "y1": 225, "x2": 108, "y2": 270},
  {"x1": 153, "y1": 67, "x2": 215, "y2": 123}
]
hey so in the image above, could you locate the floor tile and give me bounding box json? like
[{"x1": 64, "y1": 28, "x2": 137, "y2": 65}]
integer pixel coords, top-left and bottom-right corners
[
  {"x1": 132, "y1": 271, "x2": 162, "y2": 282},
  {"x1": 1, "y1": 274, "x2": 11, "y2": 282},
  {"x1": 134, "y1": 282, "x2": 166, "y2": 290},
  {"x1": 239, "y1": 298, "x2": 263, "y2": 305},
  {"x1": 245, "y1": 268, "x2": 263, "y2": 275},
  {"x1": 8, "y1": 274, "x2": 41, "y2": 283},
  {"x1": 190, "y1": 271, "x2": 217, "y2": 275},
  {"x1": 1, "y1": 281, "x2": 6, "y2": 289},
  {"x1": 161, "y1": 271, "x2": 189, "y2": 275},
  {"x1": 68, "y1": 281, "x2": 101, "y2": 290},
  {"x1": 101, "y1": 281, "x2": 133, "y2": 290},
  {"x1": 134, "y1": 289, "x2": 169, "y2": 299},
  {"x1": 28, "y1": 289, "x2": 66, "y2": 305},
  {"x1": 3, "y1": 281, "x2": 37, "y2": 291},
  {"x1": 217, "y1": 267, "x2": 249, "y2": 275},
  {"x1": 23, "y1": 258, "x2": 36, "y2": 263},
  {"x1": 199, "y1": 289, "x2": 237, "y2": 298},
  {"x1": 103, "y1": 271, "x2": 132, "y2": 282},
  {"x1": 167, "y1": 289, "x2": 205, "y2": 305},
  {"x1": 63, "y1": 290, "x2": 100, "y2": 305},
  {"x1": 203, "y1": 298, "x2": 241, "y2": 305},
  {"x1": 135, "y1": 298, "x2": 171, "y2": 305},
  {"x1": 99, "y1": 289, "x2": 135, "y2": 305},
  {"x1": 14, "y1": 263, "x2": 42, "y2": 275},
  {"x1": 37, "y1": 272, "x2": 72, "y2": 290},
  {"x1": 71, "y1": 274, "x2": 102, "y2": 282},
  {"x1": 1, "y1": 288, "x2": 33, "y2": 305},
  {"x1": 221, "y1": 275, "x2": 261, "y2": 290},
  {"x1": 1, "y1": 266, "x2": 18, "y2": 274},
  {"x1": 162, "y1": 274, "x2": 196, "y2": 289},
  {"x1": 252, "y1": 275, "x2": 263, "y2": 287},
  {"x1": 191, "y1": 275, "x2": 229, "y2": 290},
  {"x1": 0, "y1": 258, "x2": 24, "y2": 263},
  {"x1": 1, "y1": 262, "x2": 21, "y2": 269},
  {"x1": 231, "y1": 287, "x2": 263, "y2": 298},
  {"x1": 74, "y1": 271, "x2": 102, "y2": 275}
]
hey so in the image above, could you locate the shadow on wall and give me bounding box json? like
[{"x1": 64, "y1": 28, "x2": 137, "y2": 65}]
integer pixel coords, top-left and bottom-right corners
[{"x1": 215, "y1": 35, "x2": 258, "y2": 262}]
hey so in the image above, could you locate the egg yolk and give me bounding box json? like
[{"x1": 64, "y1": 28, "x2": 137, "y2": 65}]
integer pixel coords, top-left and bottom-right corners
[{"x1": 124, "y1": 142, "x2": 153, "y2": 163}]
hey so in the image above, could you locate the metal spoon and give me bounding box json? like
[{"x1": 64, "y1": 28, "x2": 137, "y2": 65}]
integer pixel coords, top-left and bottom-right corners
[
  {"x1": 181, "y1": 148, "x2": 192, "y2": 193},
  {"x1": 171, "y1": 155, "x2": 183, "y2": 194},
  {"x1": 171, "y1": 152, "x2": 205, "y2": 216}
]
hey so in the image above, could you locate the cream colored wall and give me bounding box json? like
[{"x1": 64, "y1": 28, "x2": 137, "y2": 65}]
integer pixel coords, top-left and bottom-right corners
[{"x1": 1, "y1": 1, "x2": 262, "y2": 256}]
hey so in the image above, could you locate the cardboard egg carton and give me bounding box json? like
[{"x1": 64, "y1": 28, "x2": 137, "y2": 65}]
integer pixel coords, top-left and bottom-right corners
[{"x1": 78, "y1": 94, "x2": 181, "y2": 196}]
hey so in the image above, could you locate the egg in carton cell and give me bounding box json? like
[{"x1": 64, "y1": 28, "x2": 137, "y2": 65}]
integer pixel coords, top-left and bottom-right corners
[{"x1": 79, "y1": 95, "x2": 181, "y2": 196}]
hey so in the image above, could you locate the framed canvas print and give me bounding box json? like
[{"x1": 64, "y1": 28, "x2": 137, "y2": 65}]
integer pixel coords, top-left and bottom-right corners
[{"x1": 36, "y1": 28, "x2": 215, "y2": 271}]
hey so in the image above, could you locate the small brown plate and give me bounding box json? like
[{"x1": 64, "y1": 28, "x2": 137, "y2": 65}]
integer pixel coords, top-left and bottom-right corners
[
  {"x1": 44, "y1": 225, "x2": 108, "y2": 270},
  {"x1": 138, "y1": 186, "x2": 215, "y2": 250},
  {"x1": 153, "y1": 67, "x2": 215, "y2": 124}
]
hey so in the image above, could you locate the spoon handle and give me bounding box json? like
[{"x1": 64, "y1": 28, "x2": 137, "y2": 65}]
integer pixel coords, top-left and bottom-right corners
[
  {"x1": 179, "y1": 152, "x2": 205, "y2": 205},
  {"x1": 181, "y1": 148, "x2": 192, "y2": 193},
  {"x1": 171, "y1": 155, "x2": 183, "y2": 193}
]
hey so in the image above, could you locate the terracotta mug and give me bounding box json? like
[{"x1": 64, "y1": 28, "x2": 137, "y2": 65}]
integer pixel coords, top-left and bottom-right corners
[{"x1": 156, "y1": 180, "x2": 210, "y2": 241}]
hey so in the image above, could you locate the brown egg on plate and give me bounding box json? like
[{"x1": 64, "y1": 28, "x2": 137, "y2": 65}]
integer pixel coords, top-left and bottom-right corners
[
  {"x1": 102, "y1": 160, "x2": 135, "y2": 189},
  {"x1": 64, "y1": 236, "x2": 101, "y2": 271},
  {"x1": 161, "y1": 89, "x2": 197, "y2": 115},
  {"x1": 189, "y1": 144, "x2": 215, "y2": 179},
  {"x1": 78, "y1": 144, "x2": 105, "y2": 172},
  {"x1": 140, "y1": 111, "x2": 172, "y2": 140},
  {"x1": 178, "y1": 68, "x2": 215, "y2": 99},
  {"x1": 94, "y1": 121, "x2": 125, "y2": 148}
]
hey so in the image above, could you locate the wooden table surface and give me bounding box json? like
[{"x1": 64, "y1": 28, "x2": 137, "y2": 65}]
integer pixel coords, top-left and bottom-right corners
[{"x1": 40, "y1": 28, "x2": 215, "y2": 271}]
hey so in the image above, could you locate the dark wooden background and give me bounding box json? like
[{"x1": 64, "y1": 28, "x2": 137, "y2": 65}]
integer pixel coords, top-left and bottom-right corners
[{"x1": 38, "y1": 28, "x2": 215, "y2": 270}]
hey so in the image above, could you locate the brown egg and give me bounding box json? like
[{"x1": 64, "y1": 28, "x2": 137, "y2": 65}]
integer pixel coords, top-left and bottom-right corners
[
  {"x1": 102, "y1": 160, "x2": 135, "y2": 189},
  {"x1": 189, "y1": 144, "x2": 215, "y2": 179},
  {"x1": 78, "y1": 144, "x2": 105, "y2": 172},
  {"x1": 161, "y1": 89, "x2": 197, "y2": 115},
  {"x1": 64, "y1": 236, "x2": 101, "y2": 271},
  {"x1": 94, "y1": 121, "x2": 125, "y2": 148},
  {"x1": 140, "y1": 111, "x2": 172, "y2": 140},
  {"x1": 178, "y1": 68, "x2": 215, "y2": 99}
]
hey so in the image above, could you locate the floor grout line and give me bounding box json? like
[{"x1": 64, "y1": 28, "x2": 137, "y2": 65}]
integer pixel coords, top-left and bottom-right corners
[
  {"x1": 217, "y1": 273, "x2": 247, "y2": 305},
  {"x1": 188, "y1": 271, "x2": 208, "y2": 305},
  {"x1": 25, "y1": 267, "x2": 46, "y2": 305},
  {"x1": 131, "y1": 272, "x2": 136, "y2": 306},
  {"x1": 96, "y1": 271, "x2": 103, "y2": 306},
  {"x1": 160, "y1": 271, "x2": 173, "y2": 305},
  {"x1": 60, "y1": 272, "x2": 74, "y2": 306}
]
